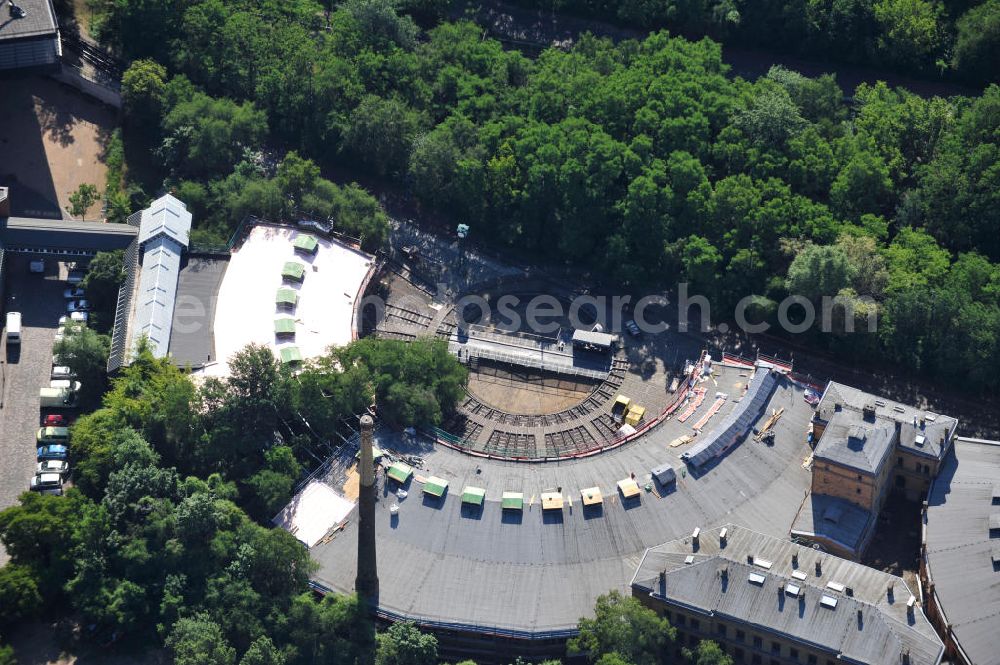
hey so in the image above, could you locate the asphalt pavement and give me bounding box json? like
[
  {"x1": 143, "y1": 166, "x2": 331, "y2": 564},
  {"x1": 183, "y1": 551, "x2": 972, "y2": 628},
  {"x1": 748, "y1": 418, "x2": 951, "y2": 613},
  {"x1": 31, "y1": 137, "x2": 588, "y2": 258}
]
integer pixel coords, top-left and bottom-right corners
[{"x1": 0, "y1": 255, "x2": 72, "y2": 564}]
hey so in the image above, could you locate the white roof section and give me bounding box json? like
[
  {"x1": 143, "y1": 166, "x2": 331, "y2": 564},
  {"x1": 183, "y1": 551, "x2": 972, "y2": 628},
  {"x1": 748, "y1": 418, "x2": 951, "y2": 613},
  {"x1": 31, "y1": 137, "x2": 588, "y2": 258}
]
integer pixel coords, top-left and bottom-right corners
[
  {"x1": 202, "y1": 225, "x2": 374, "y2": 376},
  {"x1": 138, "y1": 194, "x2": 192, "y2": 248},
  {"x1": 132, "y1": 235, "x2": 182, "y2": 358},
  {"x1": 272, "y1": 480, "x2": 355, "y2": 547}
]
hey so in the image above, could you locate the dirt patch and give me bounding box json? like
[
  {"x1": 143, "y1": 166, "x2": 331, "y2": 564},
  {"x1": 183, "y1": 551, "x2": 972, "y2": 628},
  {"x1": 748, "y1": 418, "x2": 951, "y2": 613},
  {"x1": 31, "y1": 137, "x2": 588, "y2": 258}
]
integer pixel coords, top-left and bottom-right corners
[
  {"x1": 342, "y1": 465, "x2": 360, "y2": 501},
  {"x1": 468, "y1": 363, "x2": 594, "y2": 415},
  {"x1": 0, "y1": 76, "x2": 117, "y2": 220}
]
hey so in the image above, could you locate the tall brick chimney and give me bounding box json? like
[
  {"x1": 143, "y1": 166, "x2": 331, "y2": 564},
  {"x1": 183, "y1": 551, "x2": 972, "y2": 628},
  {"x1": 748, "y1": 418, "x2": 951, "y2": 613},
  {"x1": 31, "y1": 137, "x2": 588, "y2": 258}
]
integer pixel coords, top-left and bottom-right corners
[{"x1": 355, "y1": 414, "x2": 379, "y2": 602}]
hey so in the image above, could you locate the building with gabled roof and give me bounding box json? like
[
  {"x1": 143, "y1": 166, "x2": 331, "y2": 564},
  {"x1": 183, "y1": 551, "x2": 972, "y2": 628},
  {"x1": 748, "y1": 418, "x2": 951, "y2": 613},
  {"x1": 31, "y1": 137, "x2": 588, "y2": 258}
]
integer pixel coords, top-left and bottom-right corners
[
  {"x1": 793, "y1": 382, "x2": 959, "y2": 558},
  {"x1": 0, "y1": 0, "x2": 61, "y2": 71},
  {"x1": 138, "y1": 193, "x2": 192, "y2": 247},
  {"x1": 117, "y1": 194, "x2": 193, "y2": 361},
  {"x1": 632, "y1": 524, "x2": 944, "y2": 665}
]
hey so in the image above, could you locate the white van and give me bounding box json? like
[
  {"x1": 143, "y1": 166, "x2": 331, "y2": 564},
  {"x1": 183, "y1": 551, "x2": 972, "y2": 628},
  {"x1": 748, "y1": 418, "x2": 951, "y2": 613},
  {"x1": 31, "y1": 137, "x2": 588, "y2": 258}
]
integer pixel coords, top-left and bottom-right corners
[
  {"x1": 5, "y1": 312, "x2": 21, "y2": 344},
  {"x1": 49, "y1": 379, "x2": 81, "y2": 391},
  {"x1": 39, "y1": 387, "x2": 79, "y2": 409}
]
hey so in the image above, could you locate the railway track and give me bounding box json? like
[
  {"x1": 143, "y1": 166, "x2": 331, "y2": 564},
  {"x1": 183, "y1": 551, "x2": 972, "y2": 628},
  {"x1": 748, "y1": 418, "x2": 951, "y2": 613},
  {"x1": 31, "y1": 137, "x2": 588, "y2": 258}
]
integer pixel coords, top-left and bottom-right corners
[{"x1": 60, "y1": 34, "x2": 123, "y2": 78}]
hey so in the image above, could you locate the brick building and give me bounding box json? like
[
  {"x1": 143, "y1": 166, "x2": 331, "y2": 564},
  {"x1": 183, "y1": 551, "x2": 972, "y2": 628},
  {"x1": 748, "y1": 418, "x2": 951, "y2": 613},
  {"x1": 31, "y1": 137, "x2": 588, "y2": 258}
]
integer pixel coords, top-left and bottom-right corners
[
  {"x1": 792, "y1": 382, "x2": 958, "y2": 559},
  {"x1": 632, "y1": 525, "x2": 944, "y2": 665}
]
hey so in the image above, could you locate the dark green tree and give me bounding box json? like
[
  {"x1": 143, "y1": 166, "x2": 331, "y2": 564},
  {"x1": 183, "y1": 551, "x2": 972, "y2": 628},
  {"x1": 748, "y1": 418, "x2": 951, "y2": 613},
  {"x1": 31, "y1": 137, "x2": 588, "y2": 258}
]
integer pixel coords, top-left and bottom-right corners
[
  {"x1": 167, "y1": 614, "x2": 237, "y2": 665},
  {"x1": 375, "y1": 622, "x2": 438, "y2": 665},
  {"x1": 568, "y1": 590, "x2": 676, "y2": 665}
]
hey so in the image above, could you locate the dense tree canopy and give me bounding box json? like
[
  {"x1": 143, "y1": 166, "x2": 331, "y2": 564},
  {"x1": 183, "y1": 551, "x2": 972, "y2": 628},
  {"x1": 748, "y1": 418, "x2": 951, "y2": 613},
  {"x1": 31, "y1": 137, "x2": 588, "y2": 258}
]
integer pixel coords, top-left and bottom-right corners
[
  {"x1": 80, "y1": 0, "x2": 1000, "y2": 394},
  {"x1": 509, "y1": 0, "x2": 998, "y2": 84},
  {"x1": 0, "y1": 335, "x2": 467, "y2": 662}
]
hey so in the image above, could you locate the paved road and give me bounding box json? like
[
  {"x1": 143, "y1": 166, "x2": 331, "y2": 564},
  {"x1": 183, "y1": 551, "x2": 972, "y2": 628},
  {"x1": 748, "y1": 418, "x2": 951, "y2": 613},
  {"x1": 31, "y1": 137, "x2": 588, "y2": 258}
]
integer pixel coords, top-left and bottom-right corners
[{"x1": 0, "y1": 255, "x2": 70, "y2": 564}]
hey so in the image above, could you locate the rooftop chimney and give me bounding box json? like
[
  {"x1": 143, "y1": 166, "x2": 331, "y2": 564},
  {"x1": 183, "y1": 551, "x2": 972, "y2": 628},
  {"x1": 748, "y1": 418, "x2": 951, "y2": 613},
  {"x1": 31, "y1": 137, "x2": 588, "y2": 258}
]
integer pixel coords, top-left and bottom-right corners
[
  {"x1": 355, "y1": 415, "x2": 379, "y2": 603},
  {"x1": 815, "y1": 560, "x2": 822, "y2": 576}
]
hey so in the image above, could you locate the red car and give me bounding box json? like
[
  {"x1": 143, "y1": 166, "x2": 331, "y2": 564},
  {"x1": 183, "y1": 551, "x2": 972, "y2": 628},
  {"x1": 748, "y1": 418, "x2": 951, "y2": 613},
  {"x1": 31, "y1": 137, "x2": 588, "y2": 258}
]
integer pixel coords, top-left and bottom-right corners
[{"x1": 42, "y1": 414, "x2": 67, "y2": 427}]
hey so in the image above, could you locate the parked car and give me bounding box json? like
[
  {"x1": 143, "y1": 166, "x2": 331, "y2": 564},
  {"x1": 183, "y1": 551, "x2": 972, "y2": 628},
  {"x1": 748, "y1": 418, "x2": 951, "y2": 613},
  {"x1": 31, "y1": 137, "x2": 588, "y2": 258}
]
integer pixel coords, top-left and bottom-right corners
[
  {"x1": 36, "y1": 426, "x2": 70, "y2": 444},
  {"x1": 51, "y1": 366, "x2": 74, "y2": 379},
  {"x1": 36, "y1": 459, "x2": 70, "y2": 477},
  {"x1": 625, "y1": 320, "x2": 641, "y2": 337},
  {"x1": 66, "y1": 269, "x2": 87, "y2": 284},
  {"x1": 42, "y1": 414, "x2": 67, "y2": 427},
  {"x1": 49, "y1": 379, "x2": 81, "y2": 392},
  {"x1": 66, "y1": 300, "x2": 90, "y2": 313},
  {"x1": 63, "y1": 288, "x2": 85, "y2": 299},
  {"x1": 37, "y1": 444, "x2": 68, "y2": 460},
  {"x1": 69, "y1": 311, "x2": 89, "y2": 323},
  {"x1": 30, "y1": 472, "x2": 63, "y2": 495}
]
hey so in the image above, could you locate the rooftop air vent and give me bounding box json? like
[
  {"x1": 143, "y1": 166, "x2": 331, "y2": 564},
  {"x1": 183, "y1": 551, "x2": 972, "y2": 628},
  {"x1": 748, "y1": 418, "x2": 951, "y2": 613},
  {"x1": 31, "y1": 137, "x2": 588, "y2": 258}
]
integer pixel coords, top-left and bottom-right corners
[
  {"x1": 786, "y1": 583, "x2": 801, "y2": 597},
  {"x1": 792, "y1": 570, "x2": 807, "y2": 581},
  {"x1": 915, "y1": 435, "x2": 926, "y2": 447},
  {"x1": 748, "y1": 572, "x2": 766, "y2": 586},
  {"x1": 684, "y1": 555, "x2": 695, "y2": 565},
  {"x1": 820, "y1": 595, "x2": 838, "y2": 609},
  {"x1": 827, "y1": 581, "x2": 846, "y2": 593},
  {"x1": 755, "y1": 558, "x2": 773, "y2": 570}
]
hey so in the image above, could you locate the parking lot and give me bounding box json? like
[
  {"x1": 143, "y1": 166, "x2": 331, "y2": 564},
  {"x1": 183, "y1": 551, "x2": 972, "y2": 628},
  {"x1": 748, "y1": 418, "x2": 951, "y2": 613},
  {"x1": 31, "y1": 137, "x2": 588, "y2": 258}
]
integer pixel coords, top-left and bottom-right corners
[{"x1": 0, "y1": 254, "x2": 80, "y2": 563}]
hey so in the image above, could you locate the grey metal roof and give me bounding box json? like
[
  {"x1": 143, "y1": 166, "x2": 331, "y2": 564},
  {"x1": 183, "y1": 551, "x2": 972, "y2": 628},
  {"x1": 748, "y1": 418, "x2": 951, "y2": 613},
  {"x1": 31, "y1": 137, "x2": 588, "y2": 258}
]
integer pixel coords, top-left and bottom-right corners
[
  {"x1": 790, "y1": 494, "x2": 874, "y2": 558},
  {"x1": 131, "y1": 235, "x2": 182, "y2": 358},
  {"x1": 815, "y1": 382, "x2": 957, "y2": 462},
  {"x1": 166, "y1": 256, "x2": 228, "y2": 368},
  {"x1": 813, "y1": 409, "x2": 896, "y2": 475},
  {"x1": 681, "y1": 368, "x2": 778, "y2": 468},
  {"x1": 0, "y1": 216, "x2": 137, "y2": 252},
  {"x1": 651, "y1": 463, "x2": 676, "y2": 485},
  {"x1": 138, "y1": 194, "x2": 191, "y2": 248},
  {"x1": 0, "y1": 0, "x2": 58, "y2": 40},
  {"x1": 924, "y1": 438, "x2": 1000, "y2": 665},
  {"x1": 632, "y1": 525, "x2": 944, "y2": 665},
  {"x1": 309, "y1": 375, "x2": 821, "y2": 635},
  {"x1": 571, "y1": 329, "x2": 615, "y2": 348}
]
